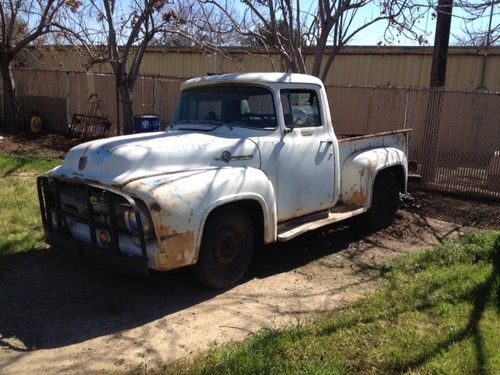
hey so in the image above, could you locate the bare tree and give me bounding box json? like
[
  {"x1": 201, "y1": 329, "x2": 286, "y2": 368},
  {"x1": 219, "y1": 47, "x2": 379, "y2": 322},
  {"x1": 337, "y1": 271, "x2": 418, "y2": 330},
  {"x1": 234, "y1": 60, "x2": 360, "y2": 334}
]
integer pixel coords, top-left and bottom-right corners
[
  {"x1": 455, "y1": 0, "x2": 499, "y2": 46},
  {"x1": 203, "y1": 0, "x2": 428, "y2": 80},
  {"x1": 154, "y1": 0, "x2": 241, "y2": 47},
  {"x1": 65, "y1": 0, "x2": 187, "y2": 134},
  {"x1": 0, "y1": 0, "x2": 78, "y2": 132},
  {"x1": 453, "y1": 0, "x2": 499, "y2": 88}
]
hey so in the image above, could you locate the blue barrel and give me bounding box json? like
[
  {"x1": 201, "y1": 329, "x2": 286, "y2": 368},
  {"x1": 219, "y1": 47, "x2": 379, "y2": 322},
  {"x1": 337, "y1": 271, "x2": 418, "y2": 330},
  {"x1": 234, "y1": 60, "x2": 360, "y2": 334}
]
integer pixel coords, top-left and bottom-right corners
[{"x1": 134, "y1": 115, "x2": 160, "y2": 133}]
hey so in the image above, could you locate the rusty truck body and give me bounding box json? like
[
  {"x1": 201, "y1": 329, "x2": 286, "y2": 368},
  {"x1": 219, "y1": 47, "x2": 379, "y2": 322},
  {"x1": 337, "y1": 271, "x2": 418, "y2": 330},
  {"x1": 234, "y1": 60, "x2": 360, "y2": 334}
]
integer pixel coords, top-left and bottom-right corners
[{"x1": 38, "y1": 73, "x2": 410, "y2": 288}]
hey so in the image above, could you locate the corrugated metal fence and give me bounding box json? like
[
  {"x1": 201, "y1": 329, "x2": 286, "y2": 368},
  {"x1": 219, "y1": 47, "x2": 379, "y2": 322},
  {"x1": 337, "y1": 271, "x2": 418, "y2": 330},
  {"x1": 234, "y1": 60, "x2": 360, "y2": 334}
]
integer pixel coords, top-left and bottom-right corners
[{"x1": 2, "y1": 69, "x2": 500, "y2": 200}]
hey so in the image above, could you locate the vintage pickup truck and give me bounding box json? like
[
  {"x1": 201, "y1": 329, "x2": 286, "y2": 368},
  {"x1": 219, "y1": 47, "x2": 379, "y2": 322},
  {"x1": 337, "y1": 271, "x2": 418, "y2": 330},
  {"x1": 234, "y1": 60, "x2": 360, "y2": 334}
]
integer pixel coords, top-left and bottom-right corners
[{"x1": 38, "y1": 73, "x2": 410, "y2": 288}]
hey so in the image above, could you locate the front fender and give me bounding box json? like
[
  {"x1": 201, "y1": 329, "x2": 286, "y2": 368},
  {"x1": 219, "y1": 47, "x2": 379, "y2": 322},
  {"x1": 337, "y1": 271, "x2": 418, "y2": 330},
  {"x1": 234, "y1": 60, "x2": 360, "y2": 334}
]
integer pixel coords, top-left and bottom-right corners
[
  {"x1": 123, "y1": 167, "x2": 277, "y2": 271},
  {"x1": 341, "y1": 147, "x2": 407, "y2": 207}
]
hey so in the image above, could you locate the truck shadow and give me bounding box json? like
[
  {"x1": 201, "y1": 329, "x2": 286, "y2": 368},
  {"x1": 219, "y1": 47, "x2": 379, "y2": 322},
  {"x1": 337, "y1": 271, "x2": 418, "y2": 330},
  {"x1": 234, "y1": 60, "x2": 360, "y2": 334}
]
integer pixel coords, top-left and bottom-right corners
[{"x1": 0, "y1": 211, "x2": 454, "y2": 353}]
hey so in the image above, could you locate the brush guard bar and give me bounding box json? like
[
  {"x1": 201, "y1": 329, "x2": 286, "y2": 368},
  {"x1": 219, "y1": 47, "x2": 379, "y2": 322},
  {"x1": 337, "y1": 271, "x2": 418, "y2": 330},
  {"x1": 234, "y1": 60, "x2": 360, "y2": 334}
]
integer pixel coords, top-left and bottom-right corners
[{"x1": 37, "y1": 176, "x2": 149, "y2": 275}]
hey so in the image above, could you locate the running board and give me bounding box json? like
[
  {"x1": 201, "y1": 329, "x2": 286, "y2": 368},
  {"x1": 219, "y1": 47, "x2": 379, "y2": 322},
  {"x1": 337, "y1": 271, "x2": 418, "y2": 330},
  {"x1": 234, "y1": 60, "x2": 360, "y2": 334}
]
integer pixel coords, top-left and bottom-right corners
[{"x1": 277, "y1": 206, "x2": 367, "y2": 242}]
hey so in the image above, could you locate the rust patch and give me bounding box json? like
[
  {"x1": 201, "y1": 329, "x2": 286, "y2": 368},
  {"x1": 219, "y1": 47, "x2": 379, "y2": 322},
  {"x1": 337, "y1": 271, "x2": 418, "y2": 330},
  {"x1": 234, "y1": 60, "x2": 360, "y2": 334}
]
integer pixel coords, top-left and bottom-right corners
[
  {"x1": 154, "y1": 221, "x2": 196, "y2": 269},
  {"x1": 159, "y1": 229, "x2": 178, "y2": 242},
  {"x1": 156, "y1": 224, "x2": 176, "y2": 250},
  {"x1": 157, "y1": 232, "x2": 195, "y2": 270},
  {"x1": 149, "y1": 202, "x2": 161, "y2": 212},
  {"x1": 367, "y1": 160, "x2": 376, "y2": 174},
  {"x1": 337, "y1": 129, "x2": 412, "y2": 143},
  {"x1": 350, "y1": 188, "x2": 367, "y2": 206},
  {"x1": 359, "y1": 168, "x2": 365, "y2": 177},
  {"x1": 133, "y1": 181, "x2": 151, "y2": 191}
]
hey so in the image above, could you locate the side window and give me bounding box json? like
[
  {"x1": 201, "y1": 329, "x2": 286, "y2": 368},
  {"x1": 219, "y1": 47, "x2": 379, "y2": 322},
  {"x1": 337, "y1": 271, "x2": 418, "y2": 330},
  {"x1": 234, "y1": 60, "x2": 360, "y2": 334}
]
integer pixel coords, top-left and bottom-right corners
[{"x1": 281, "y1": 89, "x2": 321, "y2": 128}]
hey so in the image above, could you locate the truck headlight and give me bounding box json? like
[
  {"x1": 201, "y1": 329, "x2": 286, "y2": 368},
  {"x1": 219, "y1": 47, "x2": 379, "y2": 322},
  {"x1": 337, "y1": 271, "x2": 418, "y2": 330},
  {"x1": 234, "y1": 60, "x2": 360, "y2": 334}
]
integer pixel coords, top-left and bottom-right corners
[{"x1": 124, "y1": 204, "x2": 153, "y2": 235}]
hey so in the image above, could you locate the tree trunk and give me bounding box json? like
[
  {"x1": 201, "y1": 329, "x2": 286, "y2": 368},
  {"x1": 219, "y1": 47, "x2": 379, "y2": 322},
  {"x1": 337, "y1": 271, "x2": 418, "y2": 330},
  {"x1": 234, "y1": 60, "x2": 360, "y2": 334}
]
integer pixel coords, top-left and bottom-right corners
[
  {"x1": 311, "y1": 29, "x2": 330, "y2": 78},
  {"x1": 0, "y1": 60, "x2": 21, "y2": 133},
  {"x1": 320, "y1": 47, "x2": 340, "y2": 82},
  {"x1": 118, "y1": 83, "x2": 134, "y2": 135}
]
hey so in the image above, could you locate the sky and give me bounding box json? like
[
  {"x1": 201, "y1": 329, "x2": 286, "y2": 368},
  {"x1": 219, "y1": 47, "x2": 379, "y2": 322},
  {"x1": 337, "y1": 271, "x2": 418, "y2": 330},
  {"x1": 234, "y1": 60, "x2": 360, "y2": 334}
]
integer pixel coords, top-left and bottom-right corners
[
  {"x1": 28, "y1": 0, "x2": 498, "y2": 48},
  {"x1": 345, "y1": 1, "x2": 499, "y2": 46},
  {"x1": 235, "y1": 0, "x2": 499, "y2": 46}
]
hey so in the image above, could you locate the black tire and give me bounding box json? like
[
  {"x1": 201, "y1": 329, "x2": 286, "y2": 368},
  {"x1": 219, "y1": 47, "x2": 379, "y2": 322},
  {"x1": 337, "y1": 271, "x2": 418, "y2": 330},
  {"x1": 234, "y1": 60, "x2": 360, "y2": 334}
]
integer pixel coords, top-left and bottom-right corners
[
  {"x1": 194, "y1": 206, "x2": 254, "y2": 288},
  {"x1": 364, "y1": 172, "x2": 400, "y2": 230}
]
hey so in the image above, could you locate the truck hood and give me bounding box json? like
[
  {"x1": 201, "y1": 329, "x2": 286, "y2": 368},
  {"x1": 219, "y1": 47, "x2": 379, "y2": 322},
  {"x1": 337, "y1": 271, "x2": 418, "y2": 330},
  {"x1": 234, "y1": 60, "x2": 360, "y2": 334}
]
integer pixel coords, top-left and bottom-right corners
[{"x1": 50, "y1": 130, "x2": 261, "y2": 186}]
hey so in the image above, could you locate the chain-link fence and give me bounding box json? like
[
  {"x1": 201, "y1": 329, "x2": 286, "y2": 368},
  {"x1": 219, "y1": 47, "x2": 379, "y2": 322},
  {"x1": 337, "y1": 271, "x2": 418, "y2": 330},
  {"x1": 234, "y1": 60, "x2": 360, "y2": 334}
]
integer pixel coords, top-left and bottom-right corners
[
  {"x1": 3, "y1": 69, "x2": 500, "y2": 200},
  {"x1": 4, "y1": 70, "x2": 181, "y2": 135},
  {"x1": 326, "y1": 85, "x2": 500, "y2": 199}
]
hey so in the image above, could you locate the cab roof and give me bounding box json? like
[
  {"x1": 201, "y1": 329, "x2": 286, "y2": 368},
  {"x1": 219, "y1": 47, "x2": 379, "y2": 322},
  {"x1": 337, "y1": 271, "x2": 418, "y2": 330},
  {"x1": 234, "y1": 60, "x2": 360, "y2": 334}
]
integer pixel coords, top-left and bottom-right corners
[{"x1": 181, "y1": 72, "x2": 324, "y2": 90}]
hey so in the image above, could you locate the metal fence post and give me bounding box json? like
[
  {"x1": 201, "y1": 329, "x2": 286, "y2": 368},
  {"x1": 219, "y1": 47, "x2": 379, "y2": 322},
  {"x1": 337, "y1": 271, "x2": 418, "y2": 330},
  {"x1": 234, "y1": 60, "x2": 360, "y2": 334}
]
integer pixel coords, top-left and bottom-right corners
[
  {"x1": 421, "y1": 88, "x2": 444, "y2": 187},
  {"x1": 403, "y1": 89, "x2": 410, "y2": 130},
  {"x1": 403, "y1": 88, "x2": 411, "y2": 157},
  {"x1": 152, "y1": 78, "x2": 156, "y2": 125},
  {"x1": 115, "y1": 82, "x2": 120, "y2": 136},
  {"x1": 1, "y1": 76, "x2": 4, "y2": 128},
  {"x1": 66, "y1": 72, "x2": 71, "y2": 132},
  {"x1": 0, "y1": 79, "x2": 5, "y2": 127}
]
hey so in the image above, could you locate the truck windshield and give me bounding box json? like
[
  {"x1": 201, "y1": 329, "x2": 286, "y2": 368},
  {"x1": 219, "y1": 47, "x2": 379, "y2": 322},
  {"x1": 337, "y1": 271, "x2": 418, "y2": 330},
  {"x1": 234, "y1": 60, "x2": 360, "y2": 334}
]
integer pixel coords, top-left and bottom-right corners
[{"x1": 172, "y1": 86, "x2": 277, "y2": 129}]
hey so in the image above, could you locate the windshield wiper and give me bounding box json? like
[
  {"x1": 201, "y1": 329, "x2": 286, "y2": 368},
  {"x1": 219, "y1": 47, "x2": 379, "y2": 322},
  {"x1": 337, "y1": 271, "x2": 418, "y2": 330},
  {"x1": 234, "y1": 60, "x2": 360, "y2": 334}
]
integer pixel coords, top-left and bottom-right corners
[
  {"x1": 225, "y1": 121, "x2": 275, "y2": 129},
  {"x1": 225, "y1": 121, "x2": 252, "y2": 128},
  {"x1": 189, "y1": 120, "x2": 232, "y2": 131},
  {"x1": 172, "y1": 119, "x2": 233, "y2": 131},
  {"x1": 171, "y1": 120, "x2": 213, "y2": 132},
  {"x1": 207, "y1": 124, "x2": 234, "y2": 131},
  {"x1": 189, "y1": 122, "x2": 234, "y2": 132}
]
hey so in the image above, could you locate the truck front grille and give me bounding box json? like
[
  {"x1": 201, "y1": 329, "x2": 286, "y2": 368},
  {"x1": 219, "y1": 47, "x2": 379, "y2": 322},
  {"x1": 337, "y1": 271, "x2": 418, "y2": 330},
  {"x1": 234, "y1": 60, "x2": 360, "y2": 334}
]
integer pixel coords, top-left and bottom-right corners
[{"x1": 37, "y1": 176, "x2": 148, "y2": 259}]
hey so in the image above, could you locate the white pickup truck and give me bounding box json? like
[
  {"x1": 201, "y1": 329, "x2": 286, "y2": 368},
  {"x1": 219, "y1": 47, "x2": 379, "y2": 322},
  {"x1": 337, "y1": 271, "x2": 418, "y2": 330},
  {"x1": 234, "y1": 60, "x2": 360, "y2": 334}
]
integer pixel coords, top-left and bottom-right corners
[{"x1": 38, "y1": 73, "x2": 410, "y2": 288}]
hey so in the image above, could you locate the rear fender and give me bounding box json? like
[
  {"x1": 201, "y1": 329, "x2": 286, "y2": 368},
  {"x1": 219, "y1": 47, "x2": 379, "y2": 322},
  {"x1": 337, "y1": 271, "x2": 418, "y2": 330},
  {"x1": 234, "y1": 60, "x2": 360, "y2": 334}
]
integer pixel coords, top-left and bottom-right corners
[{"x1": 341, "y1": 147, "x2": 407, "y2": 208}]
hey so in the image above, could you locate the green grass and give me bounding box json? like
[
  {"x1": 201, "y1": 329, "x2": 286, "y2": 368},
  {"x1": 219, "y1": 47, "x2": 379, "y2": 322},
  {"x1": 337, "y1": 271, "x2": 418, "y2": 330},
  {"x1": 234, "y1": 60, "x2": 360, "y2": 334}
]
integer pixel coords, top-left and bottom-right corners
[
  {"x1": 0, "y1": 154, "x2": 62, "y2": 176},
  {"x1": 157, "y1": 231, "x2": 500, "y2": 375},
  {"x1": 0, "y1": 155, "x2": 62, "y2": 257}
]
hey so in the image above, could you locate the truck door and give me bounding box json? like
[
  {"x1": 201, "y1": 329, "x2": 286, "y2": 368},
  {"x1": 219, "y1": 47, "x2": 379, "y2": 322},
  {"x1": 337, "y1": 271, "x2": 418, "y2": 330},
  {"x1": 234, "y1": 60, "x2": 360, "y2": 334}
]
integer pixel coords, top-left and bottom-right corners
[{"x1": 275, "y1": 87, "x2": 335, "y2": 222}]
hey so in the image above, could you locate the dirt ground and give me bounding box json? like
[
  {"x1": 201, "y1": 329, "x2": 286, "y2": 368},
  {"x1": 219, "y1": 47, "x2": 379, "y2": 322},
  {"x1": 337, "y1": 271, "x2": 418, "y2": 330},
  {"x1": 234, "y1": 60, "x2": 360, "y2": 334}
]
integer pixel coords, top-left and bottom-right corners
[
  {"x1": 408, "y1": 188, "x2": 500, "y2": 229},
  {"x1": 0, "y1": 133, "x2": 80, "y2": 159},
  {"x1": 0, "y1": 210, "x2": 472, "y2": 374}
]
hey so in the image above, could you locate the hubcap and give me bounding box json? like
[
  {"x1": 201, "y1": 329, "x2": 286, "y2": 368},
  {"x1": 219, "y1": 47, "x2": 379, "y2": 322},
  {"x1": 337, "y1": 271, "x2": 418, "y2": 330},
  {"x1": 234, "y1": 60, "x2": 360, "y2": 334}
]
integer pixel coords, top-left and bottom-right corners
[{"x1": 214, "y1": 226, "x2": 241, "y2": 267}]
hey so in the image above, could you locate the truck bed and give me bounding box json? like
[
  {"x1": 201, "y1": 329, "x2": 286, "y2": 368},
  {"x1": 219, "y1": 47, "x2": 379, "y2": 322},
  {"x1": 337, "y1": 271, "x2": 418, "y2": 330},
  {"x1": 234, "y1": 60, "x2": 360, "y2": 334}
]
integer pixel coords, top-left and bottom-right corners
[{"x1": 338, "y1": 129, "x2": 411, "y2": 165}]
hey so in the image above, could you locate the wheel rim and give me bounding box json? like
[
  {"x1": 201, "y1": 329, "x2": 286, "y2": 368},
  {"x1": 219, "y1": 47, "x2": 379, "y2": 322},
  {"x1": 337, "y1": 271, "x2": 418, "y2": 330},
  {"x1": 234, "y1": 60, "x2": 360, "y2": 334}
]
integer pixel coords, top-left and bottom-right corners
[{"x1": 213, "y1": 225, "x2": 242, "y2": 268}]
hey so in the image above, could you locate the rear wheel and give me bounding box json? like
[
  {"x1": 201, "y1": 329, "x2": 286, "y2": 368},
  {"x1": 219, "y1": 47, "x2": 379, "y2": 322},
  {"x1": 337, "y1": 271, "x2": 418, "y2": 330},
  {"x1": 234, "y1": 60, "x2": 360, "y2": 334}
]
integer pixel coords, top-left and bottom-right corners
[
  {"x1": 194, "y1": 206, "x2": 254, "y2": 288},
  {"x1": 364, "y1": 172, "x2": 400, "y2": 230}
]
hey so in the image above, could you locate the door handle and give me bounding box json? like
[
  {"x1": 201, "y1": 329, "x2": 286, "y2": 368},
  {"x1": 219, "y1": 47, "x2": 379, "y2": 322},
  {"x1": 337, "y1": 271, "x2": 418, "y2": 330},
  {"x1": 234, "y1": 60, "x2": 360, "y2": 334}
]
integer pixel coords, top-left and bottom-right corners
[{"x1": 320, "y1": 140, "x2": 333, "y2": 146}]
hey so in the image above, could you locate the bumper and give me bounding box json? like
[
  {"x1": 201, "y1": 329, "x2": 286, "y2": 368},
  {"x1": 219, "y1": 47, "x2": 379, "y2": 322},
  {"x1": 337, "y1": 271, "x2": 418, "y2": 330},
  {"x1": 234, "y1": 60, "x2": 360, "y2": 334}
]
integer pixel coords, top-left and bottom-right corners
[
  {"x1": 38, "y1": 176, "x2": 151, "y2": 276},
  {"x1": 47, "y1": 231, "x2": 149, "y2": 276}
]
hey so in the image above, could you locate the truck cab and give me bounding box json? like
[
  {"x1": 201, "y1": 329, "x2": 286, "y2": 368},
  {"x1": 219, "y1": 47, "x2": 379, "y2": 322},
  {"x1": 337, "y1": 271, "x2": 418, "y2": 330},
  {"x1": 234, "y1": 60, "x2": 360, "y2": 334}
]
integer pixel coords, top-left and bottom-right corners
[{"x1": 38, "y1": 73, "x2": 409, "y2": 288}]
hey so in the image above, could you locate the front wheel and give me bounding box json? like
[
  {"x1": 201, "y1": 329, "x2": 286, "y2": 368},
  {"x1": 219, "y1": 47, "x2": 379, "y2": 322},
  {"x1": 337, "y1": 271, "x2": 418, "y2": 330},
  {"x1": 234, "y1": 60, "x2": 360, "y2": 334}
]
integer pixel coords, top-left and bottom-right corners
[
  {"x1": 194, "y1": 206, "x2": 254, "y2": 289},
  {"x1": 364, "y1": 172, "x2": 400, "y2": 230}
]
